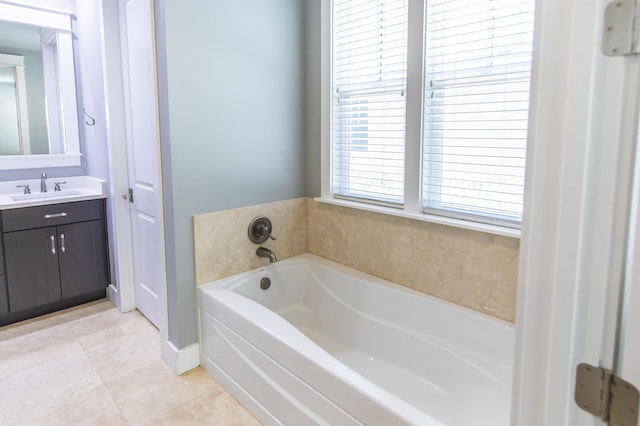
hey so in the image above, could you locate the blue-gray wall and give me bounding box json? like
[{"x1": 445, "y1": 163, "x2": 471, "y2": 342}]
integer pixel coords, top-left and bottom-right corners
[
  {"x1": 75, "y1": 0, "x2": 110, "y2": 181},
  {"x1": 157, "y1": 0, "x2": 309, "y2": 348},
  {"x1": 304, "y1": 0, "x2": 321, "y2": 197}
]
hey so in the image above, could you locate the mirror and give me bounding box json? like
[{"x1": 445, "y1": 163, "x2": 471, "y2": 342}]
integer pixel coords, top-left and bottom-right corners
[
  {"x1": 0, "y1": 2, "x2": 80, "y2": 169},
  {"x1": 0, "y1": 52, "x2": 29, "y2": 155}
]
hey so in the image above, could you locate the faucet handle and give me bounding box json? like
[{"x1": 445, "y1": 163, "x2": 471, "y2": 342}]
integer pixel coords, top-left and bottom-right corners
[
  {"x1": 54, "y1": 181, "x2": 67, "y2": 192},
  {"x1": 248, "y1": 216, "x2": 276, "y2": 244},
  {"x1": 257, "y1": 223, "x2": 276, "y2": 241},
  {"x1": 16, "y1": 184, "x2": 31, "y2": 194}
]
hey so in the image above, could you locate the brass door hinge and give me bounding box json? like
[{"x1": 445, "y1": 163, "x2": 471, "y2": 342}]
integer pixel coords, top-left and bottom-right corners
[{"x1": 575, "y1": 363, "x2": 639, "y2": 425}]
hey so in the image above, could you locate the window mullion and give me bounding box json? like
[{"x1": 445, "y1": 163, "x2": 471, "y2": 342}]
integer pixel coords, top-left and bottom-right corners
[{"x1": 404, "y1": 0, "x2": 426, "y2": 214}]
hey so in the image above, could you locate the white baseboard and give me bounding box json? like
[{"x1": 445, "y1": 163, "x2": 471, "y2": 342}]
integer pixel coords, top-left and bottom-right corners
[
  {"x1": 107, "y1": 284, "x2": 122, "y2": 311},
  {"x1": 161, "y1": 340, "x2": 200, "y2": 375}
]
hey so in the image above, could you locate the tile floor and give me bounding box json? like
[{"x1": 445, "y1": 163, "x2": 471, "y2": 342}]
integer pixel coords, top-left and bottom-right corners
[{"x1": 0, "y1": 299, "x2": 260, "y2": 425}]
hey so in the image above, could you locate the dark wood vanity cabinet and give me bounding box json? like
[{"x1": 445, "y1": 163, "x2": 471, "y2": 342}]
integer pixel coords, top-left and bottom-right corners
[
  {"x1": 0, "y1": 199, "x2": 109, "y2": 324},
  {"x1": 4, "y1": 227, "x2": 62, "y2": 311},
  {"x1": 0, "y1": 235, "x2": 8, "y2": 316}
]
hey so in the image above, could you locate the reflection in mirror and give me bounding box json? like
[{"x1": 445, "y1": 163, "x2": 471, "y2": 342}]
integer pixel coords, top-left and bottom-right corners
[
  {"x1": 0, "y1": 2, "x2": 80, "y2": 169},
  {"x1": 0, "y1": 55, "x2": 28, "y2": 155},
  {"x1": 0, "y1": 20, "x2": 67, "y2": 156}
]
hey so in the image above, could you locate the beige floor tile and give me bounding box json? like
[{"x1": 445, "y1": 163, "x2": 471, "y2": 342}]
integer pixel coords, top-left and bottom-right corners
[
  {"x1": 0, "y1": 299, "x2": 111, "y2": 342},
  {"x1": 10, "y1": 385, "x2": 128, "y2": 426},
  {"x1": 85, "y1": 326, "x2": 161, "y2": 383},
  {"x1": 0, "y1": 322, "x2": 83, "y2": 381},
  {"x1": 0, "y1": 312, "x2": 73, "y2": 343},
  {"x1": 52, "y1": 298, "x2": 116, "y2": 321},
  {"x1": 69, "y1": 307, "x2": 155, "y2": 350},
  {"x1": 106, "y1": 362, "x2": 224, "y2": 424},
  {"x1": 1, "y1": 300, "x2": 263, "y2": 426},
  {"x1": 0, "y1": 351, "x2": 103, "y2": 424},
  {"x1": 146, "y1": 389, "x2": 260, "y2": 426}
]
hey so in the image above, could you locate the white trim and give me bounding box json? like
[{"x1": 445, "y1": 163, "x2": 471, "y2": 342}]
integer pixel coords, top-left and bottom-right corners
[
  {"x1": 403, "y1": 0, "x2": 425, "y2": 214},
  {"x1": 0, "y1": 1, "x2": 73, "y2": 31},
  {"x1": 320, "y1": 0, "x2": 331, "y2": 199},
  {"x1": 40, "y1": 37, "x2": 63, "y2": 154},
  {"x1": 620, "y1": 98, "x2": 640, "y2": 386},
  {"x1": 160, "y1": 340, "x2": 200, "y2": 375},
  {"x1": 0, "y1": 153, "x2": 81, "y2": 169},
  {"x1": 315, "y1": 196, "x2": 520, "y2": 238},
  {"x1": 100, "y1": 0, "x2": 136, "y2": 314},
  {"x1": 512, "y1": 0, "x2": 640, "y2": 424},
  {"x1": 0, "y1": 3, "x2": 80, "y2": 167},
  {"x1": 107, "y1": 283, "x2": 123, "y2": 312},
  {"x1": 55, "y1": 30, "x2": 79, "y2": 156},
  {"x1": 0, "y1": 52, "x2": 24, "y2": 66}
]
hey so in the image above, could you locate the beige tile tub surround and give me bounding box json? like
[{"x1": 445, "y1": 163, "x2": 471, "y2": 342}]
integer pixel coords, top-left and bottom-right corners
[
  {"x1": 193, "y1": 197, "x2": 519, "y2": 322},
  {"x1": 306, "y1": 199, "x2": 520, "y2": 322},
  {"x1": 194, "y1": 197, "x2": 307, "y2": 284}
]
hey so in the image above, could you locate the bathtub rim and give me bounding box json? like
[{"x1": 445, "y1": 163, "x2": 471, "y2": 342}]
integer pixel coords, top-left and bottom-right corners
[
  {"x1": 199, "y1": 252, "x2": 515, "y2": 330},
  {"x1": 197, "y1": 253, "x2": 515, "y2": 425}
]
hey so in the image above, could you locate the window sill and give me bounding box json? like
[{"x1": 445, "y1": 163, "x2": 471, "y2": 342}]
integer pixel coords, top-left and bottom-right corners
[{"x1": 313, "y1": 197, "x2": 521, "y2": 239}]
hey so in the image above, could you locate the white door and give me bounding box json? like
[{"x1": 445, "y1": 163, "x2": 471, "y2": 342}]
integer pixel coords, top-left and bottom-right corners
[
  {"x1": 120, "y1": 0, "x2": 165, "y2": 328},
  {"x1": 511, "y1": 0, "x2": 640, "y2": 423},
  {"x1": 618, "y1": 109, "x2": 640, "y2": 396}
]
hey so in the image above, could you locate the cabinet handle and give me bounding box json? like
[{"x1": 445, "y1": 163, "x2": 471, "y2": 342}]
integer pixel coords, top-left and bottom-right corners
[
  {"x1": 50, "y1": 235, "x2": 56, "y2": 254},
  {"x1": 60, "y1": 233, "x2": 66, "y2": 253},
  {"x1": 44, "y1": 212, "x2": 68, "y2": 219}
]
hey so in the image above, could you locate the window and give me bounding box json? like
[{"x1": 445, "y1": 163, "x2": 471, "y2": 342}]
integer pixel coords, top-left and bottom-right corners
[
  {"x1": 327, "y1": 0, "x2": 535, "y2": 229},
  {"x1": 332, "y1": 0, "x2": 409, "y2": 206}
]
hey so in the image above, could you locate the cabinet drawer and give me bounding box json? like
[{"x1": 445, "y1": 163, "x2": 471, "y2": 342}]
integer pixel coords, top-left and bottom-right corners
[{"x1": 2, "y1": 199, "x2": 104, "y2": 232}]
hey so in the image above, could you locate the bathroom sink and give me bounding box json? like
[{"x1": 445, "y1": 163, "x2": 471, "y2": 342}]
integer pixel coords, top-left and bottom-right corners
[
  {"x1": 0, "y1": 176, "x2": 107, "y2": 210},
  {"x1": 10, "y1": 190, "x2": 82, "y2": 202}
]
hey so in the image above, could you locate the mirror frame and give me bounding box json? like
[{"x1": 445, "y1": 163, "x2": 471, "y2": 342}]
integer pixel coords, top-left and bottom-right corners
[{"x1": 0, "y1": 1, "x2": 81, "y2": 170}]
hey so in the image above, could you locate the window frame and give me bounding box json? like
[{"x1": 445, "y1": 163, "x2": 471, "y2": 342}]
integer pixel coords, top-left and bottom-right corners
[{"x1": 319, "y1": 0, "x2": 528, "y2": 238}]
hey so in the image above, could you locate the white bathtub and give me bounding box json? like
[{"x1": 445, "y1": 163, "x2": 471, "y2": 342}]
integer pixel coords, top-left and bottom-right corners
[{"x1": 198, "y1": 254, "x2": 514, "y2": 425}]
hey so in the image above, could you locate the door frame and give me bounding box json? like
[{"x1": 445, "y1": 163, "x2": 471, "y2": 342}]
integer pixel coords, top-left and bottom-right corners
[
  {"x1": 100, "y1": 0, "x2": 172, "y2": 364},
  {"x1": 100, "y1": 0, "x2": 135, "y2": 315},
  {"x1": 513, "y1": 0, "x2": 640, "y2": 424}
]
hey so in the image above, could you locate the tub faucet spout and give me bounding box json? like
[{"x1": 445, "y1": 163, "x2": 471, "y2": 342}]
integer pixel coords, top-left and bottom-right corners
[{"x1": 256, "y1": 247, "x2": 277, "y2": 263}]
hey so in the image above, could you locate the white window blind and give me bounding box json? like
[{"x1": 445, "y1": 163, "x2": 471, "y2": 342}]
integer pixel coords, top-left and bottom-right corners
[
  {"x1": 422, "y1": 0, "x2": 535, "y2": 226},
  {"x1": 332, "y1": 0, "x2": 409, "y2": 206}
]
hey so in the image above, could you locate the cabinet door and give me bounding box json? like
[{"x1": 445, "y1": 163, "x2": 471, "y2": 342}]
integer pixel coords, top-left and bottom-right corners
[
  {"x1": 0, "y1": 235, "x2": 7, "y2": 315},
  {"x1": 0, "y1": 275, "x2": 8, "y2": 316},
  {"x1": 4, "y1": 227, "x2": 61, "y2": 312},
  {"x1": 58, "y1": 220, "x2": 108, "y2": 299}
]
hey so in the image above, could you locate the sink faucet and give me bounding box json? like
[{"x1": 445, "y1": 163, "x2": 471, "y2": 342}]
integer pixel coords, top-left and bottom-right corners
[
  {"x1": 40, "y1": 172, "x2": 48, "y2": 193},
  {"x1": 256, "y1": 247, "x2": 277, "y2": 263}
]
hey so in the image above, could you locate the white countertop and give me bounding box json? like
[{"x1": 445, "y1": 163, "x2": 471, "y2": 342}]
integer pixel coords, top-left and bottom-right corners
[{"x1": 0, "y1": 176, "x2": 107, "y2": 210}]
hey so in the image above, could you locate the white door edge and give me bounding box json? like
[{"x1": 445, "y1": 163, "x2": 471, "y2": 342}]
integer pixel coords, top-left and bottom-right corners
[
  {"x1": 100, "y1": 0, "x2": 136, "y2": 314},
  {"x1": 513, "y1": 0, "x2": 640, "y2": 424},
  {"x1": 618, "y1": 62, "x2": 640, "y2": 388},
  {"x1": 101, "y1": 0, "x2": 169, "y2": 347}
]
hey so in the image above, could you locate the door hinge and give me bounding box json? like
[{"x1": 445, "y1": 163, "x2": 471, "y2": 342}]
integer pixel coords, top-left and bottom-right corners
[
  {"x1": 603, "y1": 0, "x2": 640, "y2": 56},
  {"x1": 123, "y1": 188, "x2": 134, "y2": 203},
  {"x1": 575, "y1": 363, "x2": 639, "y2": 425}
]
